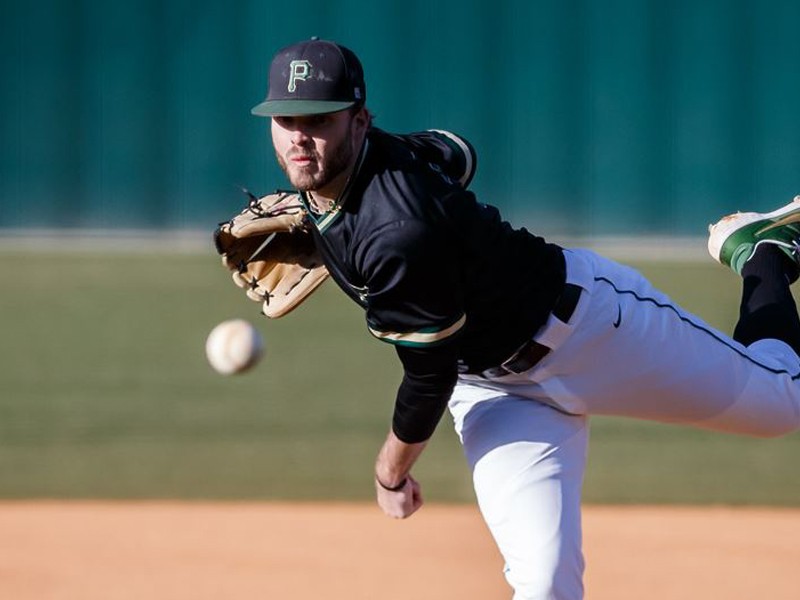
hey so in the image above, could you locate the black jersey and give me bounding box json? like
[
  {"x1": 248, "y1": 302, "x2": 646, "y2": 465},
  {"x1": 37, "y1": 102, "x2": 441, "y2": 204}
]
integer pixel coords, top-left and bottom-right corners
[{"x1": 301, "y1": 128, "x2": 566, "y2": 442}]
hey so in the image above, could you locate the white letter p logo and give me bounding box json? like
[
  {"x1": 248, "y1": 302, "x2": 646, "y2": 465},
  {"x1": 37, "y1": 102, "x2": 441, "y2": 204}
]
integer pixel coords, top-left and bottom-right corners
[{"x1": 288, "y1": 60, "x2": 311, "y2": 93}]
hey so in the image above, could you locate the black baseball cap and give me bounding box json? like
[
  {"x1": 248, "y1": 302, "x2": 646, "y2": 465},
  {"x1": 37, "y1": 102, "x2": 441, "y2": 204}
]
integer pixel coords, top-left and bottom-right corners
[{"x1": 251, "y1": 38, "x2": 366, "y2": 117}]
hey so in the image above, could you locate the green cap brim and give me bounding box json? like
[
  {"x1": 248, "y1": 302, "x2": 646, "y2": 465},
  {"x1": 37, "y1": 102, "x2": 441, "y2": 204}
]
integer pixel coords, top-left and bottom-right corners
[{"x1": 251, "y1": 99, "x2": 356, "y2": 117}]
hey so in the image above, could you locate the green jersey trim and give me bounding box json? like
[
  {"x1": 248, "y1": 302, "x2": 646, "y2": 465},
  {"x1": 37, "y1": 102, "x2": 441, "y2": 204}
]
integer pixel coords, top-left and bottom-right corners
[{"x1": 368, "y1": 314, "x2": 466, "y2": 346}]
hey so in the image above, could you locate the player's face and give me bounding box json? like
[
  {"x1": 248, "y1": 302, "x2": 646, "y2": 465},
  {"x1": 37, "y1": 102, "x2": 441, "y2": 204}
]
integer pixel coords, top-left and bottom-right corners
[{"x1": 271, "y1": 108, "x2": 368, "y2": 195}]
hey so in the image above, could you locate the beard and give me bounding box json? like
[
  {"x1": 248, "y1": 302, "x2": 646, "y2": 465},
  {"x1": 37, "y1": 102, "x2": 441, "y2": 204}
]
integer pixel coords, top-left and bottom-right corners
[{"x1": 276, "y1": 126, "x2": 356, "y2": 192}]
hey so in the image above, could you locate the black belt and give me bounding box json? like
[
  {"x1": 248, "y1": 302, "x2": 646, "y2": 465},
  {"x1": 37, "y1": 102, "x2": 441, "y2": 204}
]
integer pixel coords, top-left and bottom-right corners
[{"x1": 478, "y1": 283, "x2": 583, "y2": 379}]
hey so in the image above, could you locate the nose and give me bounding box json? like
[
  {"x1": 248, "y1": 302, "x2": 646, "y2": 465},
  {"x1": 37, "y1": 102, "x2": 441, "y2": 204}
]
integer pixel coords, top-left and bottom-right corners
[{"x1": 291, "y1": 128, "x2": 311, "y2": 146}]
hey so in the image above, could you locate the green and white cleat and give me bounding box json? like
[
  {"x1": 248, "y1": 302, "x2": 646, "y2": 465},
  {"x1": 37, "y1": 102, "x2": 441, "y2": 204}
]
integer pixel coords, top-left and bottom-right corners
[{"x1": 708, "y1": 195, "x2": 800, "y2": 276}]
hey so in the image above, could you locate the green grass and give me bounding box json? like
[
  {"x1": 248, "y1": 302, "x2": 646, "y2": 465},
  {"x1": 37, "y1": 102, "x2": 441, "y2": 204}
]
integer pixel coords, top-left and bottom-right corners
[{"x1": 0, "y1": 250, "x2": 797, "y2": 504}]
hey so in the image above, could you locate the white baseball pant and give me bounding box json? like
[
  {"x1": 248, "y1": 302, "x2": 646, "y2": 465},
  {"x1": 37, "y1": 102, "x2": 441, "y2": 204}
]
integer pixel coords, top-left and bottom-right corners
[{"x1": 448, "y1": 248, "x2": 800, "y2": 600}]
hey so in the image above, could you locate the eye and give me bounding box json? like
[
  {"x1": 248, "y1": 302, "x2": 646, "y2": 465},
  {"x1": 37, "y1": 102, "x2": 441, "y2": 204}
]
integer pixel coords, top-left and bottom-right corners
[
  {"x1": 306, "y1": 114, "x2": 329, "y2": 127},
  {"x1": 273, "y1": 116, "x2": 295, "y2": 128}
]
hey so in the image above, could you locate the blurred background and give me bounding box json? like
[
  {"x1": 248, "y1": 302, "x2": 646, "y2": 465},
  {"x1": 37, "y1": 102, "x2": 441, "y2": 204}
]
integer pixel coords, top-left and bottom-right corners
[
  {"x1": 2, "y1": 0, "x2": 800, "y2": 235},
  {"x1": 0, "y1": 0, "x2": 798, "y2": 504}
]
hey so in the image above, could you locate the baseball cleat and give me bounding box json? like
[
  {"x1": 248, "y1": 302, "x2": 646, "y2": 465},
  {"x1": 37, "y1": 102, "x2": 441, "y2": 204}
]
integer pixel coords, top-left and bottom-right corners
[{"x1": 708, "y1": 195, "x2": 800, "y2": 276}]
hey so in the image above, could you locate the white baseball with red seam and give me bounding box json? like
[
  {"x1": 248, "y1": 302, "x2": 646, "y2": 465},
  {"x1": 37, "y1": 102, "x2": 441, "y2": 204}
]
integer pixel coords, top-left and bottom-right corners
[{"x1": 205, "y1": 319, "x2": 264, "y2": 375}]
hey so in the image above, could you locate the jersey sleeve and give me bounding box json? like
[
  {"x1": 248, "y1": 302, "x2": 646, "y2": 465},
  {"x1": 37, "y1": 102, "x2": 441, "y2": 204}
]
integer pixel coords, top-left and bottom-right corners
[
  {"x1": 393, "y1": 130, "x2": 478, "y2": 189},
  {"x1": 392, "y1": 343, "x2": 459, "y2": 443},
  {"x1": 357, "y1": 218, "x2": 466, "y2": 348}
]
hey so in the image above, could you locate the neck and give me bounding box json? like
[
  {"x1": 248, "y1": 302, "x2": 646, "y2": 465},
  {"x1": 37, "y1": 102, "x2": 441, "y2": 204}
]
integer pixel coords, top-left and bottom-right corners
[{"x1": 308, "y1": 167, "x2": 353, "y2": 212}]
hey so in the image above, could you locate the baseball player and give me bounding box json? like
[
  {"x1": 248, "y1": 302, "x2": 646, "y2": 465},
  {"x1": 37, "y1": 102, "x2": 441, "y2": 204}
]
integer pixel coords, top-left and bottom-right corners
[{"x1": 242, "y1": 38, "x2": 800, "y2": 599}]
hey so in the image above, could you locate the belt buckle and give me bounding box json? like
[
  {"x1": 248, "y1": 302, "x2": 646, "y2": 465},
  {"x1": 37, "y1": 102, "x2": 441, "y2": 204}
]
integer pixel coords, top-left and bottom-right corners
[
  {"x1": 477, "y1": 364, "x2": 510, "y2": 378},
  {"x1": 476, "y1": 357, "x2": 518, "y2": 378},
  {"x1": 499, "y1": 341, "x2": 533, "y2": 375},
  {"x1": 477, "y1": 341, "x2": 545, "y2": 379}
]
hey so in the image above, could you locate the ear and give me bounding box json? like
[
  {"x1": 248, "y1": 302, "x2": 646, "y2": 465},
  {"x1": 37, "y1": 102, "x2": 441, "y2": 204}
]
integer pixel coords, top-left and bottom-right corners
[{"x1": 351, "y1": 106, "x2": 370, "y2": 135}]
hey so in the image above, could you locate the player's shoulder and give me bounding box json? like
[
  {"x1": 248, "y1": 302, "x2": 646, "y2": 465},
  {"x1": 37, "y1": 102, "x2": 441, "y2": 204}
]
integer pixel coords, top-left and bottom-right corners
[{"x1": 369, "y1": 127, "x2": 478, "y2": 189}]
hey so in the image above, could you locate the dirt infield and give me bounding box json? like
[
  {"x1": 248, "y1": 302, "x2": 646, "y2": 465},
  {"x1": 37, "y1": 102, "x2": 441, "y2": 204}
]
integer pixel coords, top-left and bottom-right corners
[{"x1": 0, "y1": 503, "x2": 797, "y2": 599}]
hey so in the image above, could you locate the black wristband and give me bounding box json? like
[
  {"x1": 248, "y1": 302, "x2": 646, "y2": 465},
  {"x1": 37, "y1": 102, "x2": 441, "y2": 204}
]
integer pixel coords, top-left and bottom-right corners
[{"x1": 376, "y1": 476, "x2": 408, "y2": 492}]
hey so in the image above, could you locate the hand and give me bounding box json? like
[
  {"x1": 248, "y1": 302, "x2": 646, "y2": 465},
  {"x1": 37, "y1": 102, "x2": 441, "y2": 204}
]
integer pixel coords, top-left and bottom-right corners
[{"x1": 375, "y1": 474, "x2": 423, "y2": 519}]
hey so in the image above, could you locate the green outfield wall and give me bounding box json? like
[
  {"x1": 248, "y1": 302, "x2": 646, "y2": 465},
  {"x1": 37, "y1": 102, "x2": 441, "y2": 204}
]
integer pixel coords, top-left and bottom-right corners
[{"x1": 2, "y1": 0, "x2": 799, "y2": 235}]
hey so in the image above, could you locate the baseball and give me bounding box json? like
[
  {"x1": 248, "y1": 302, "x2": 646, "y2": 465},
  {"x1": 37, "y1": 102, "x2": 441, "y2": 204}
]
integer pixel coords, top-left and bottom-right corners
[{"x1": 205, "y1": 319, "x2": 264, "y2": 375}]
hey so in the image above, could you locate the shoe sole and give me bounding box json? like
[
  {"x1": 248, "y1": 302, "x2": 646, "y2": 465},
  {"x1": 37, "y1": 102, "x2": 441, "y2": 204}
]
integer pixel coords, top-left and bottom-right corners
[{"x1": 707, "y1": 195, "x2": 800, "y2": 264}]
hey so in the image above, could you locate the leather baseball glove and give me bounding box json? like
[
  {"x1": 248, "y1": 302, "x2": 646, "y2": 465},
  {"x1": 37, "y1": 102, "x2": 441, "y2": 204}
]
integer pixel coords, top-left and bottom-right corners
[{"x1": 214, "y1": 190, "x2": 329, "y2": 318}]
